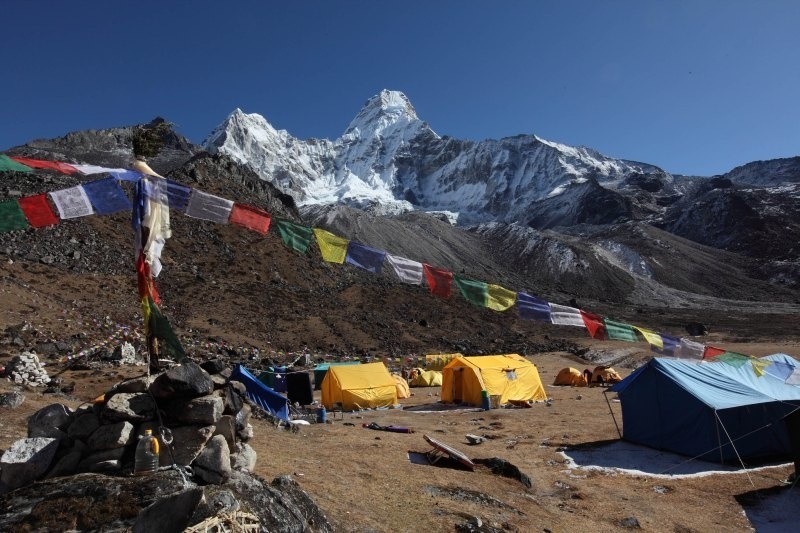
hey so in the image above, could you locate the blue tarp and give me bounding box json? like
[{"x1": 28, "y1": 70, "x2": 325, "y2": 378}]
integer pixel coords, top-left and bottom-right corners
[
  {"x1": 610, "y1": 356, "x2": 800, "y2": 463},
  {"x1": 82, "y1": 177, "x2": 132, "y2": 214},
  {"x1": 516, "y1": 292, "x2": 551, "y2": 321},
  {"x1": 231, "y1": 364, "x2": 289, "y2": 421},
  {"x1": 345, "y1": 242, "x2": 386, "y2": 273}
]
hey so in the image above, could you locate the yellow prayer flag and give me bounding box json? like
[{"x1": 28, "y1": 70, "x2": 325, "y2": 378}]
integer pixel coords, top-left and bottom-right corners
[
  {"x1": 486, "y1": 284, "x2": 517, "y2": 311},
  {"x1": 141, "y1": 296, "x2": 152, "y2": 336},
  {"x1": 751, "y1": 358, "x2": 770, "y2": 377},
  {"x1": 634, "y1": 327, "x2": 664, "y2": 350},
  {"x1": 313, "y1": 228, "x2": 349, "y2": 264}
]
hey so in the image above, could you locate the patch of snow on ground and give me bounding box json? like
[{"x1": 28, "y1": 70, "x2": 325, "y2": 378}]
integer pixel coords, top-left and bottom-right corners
[{"x1": 594, "y1": 240, "x2": 654, "y2": 278}]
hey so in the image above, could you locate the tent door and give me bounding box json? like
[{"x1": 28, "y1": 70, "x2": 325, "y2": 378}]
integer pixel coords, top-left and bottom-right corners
[{"x1": 453, "y1": 368, "x2": 464, "y2": 403}]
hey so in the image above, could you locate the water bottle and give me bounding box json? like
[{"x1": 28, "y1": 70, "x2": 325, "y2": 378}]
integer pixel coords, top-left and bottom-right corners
[{"x1": 134, "y1": 429, "x2": 160, "y2": 475}]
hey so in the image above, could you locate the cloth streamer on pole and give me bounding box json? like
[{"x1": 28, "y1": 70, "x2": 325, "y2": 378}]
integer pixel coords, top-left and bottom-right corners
[
  {"x1": 276, "y1": 220, "x2": 314, "y2": 254},
  {"x1": 18, "y1": 194, "x2": 59, "y2": 227},
  {"x1": 486, "y1": 284, "x2": 516, "y2": 311},
  {"x1": 314, "y1": 228, "x2": 349, "y2": 264},
  {"x1": 517, "y1": 292, "x2": 551, "y2": 321},
  {"x1": 385, "y1": 253, "x2": 423, "y2": 285},
  {"x1": 49, "y1": 186, "x2": 94, "y2": 219},
  {"x1": 0, "y1": 199, "x2": 30, "y2": 233},
  {"x1": 345, "y1": 241, "x2": 386, "y2": 273},
  {"x1": 82, "y1": 177, "x2": 132, "y2": 214},
  {"x1": 423, "y1": 264, "x2": 453, "y2": 298},
  {"x1": 229, "y1": 203, "x2": 271, "y2": 234},
  {"x1": 9, "y1": 157, "x2": 78, "y2": 174}
]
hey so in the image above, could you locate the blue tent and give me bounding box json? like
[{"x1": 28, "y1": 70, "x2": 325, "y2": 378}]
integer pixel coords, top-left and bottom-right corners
[
  {"x1": 609, "y1": 355, "x2": 800, "y2": 463},
  {"x1": 231, "y1": 364, "x2": 289, "y2": 421}
]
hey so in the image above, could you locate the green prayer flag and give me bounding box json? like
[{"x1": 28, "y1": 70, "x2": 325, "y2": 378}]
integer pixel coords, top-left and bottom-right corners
[
  {"x1": 604, "y1": 319, "x2": 638, "y2": 342},
  {"x1": 0, "y1": 199, "x2": 30, "y2": 233},
  {"x1": 276, "y1": 220, "x2": 314, "y2": 254},
  {"x1": 0, "y1": 155, "x2": 33, "y2": 172},
  {"x1": 454, "y1": 275, "x2": 488, "y2": 307},
  {"x1": 714, "y1": 351, "x2": 750, "y2": 368},
  {"x1": 147, "y1": 297, "x2": 186, "y2": 362}
]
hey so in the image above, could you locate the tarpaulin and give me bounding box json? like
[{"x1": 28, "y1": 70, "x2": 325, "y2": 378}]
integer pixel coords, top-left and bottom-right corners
[
  {"x1": 186, "y1": 190, "x2": 234, "y2": 223},
  {"x1": 0, "y1": 155, "x2": 32, "y2": 172},
  {"x1": 0, "y1": 199, "x2": 29, "y2": 232},
  {"x1": 581, "y1": 310, "x2": 606, "y2": 340},
  {"x1": 9, "y1": 157, "x2": 78, "y2": 174},
  {"x1": 486, "y1": 284, "x2": 517, "y2": 311},
  {"x1": 49, "y1": 186, "x2": 94, "y2": 219},
  {"x1": 703, "y1": 345, "x2": 726, "y2": 360},
  {"x1": 346, "y1": 242, "x2": 386, "y2": 273},
  {"x1": 18, "y1": 194, "x2": 58, "y2": 227},
  {"x1": 634, "y1": 327, "x2": 663, "y2": 350},
  {"x1": 423, "y1": 264, "x2": 453, "y2": 298},
  {"x1": 454, "y1": 276, "x2": 487, "y2": 307},
  {"x1": 166, "y1": 180, "x2": 191, "y2": 211},
  {"x1": 314, "y1": 228, "x2": 349, "y2": 263},
  {"x1": 229, "y1": 203, "x2": 271, "y2": 234},
  {"x1": 231, "y1": 365, "x2": 289, "y2": 420},
  {"x1": 549, "y1": 304, "x2": 585, "y2": 327},
  {"x1": 517, "y1": 292, "x2": 551, "y2": 321},
  {"x1": 276, "y1": 220, "x2": 314, "y2": 254},
  {"x1": 385, "y1": 253, "x2": 423, "y2": 285},
  {"x1": 81, "y1": 177, "x2": 132, "y2": 214},
  {"x1": 677, "y1": 338, "x2": 704, "y2": 360},
  {"x1": 604, "y1": 319, "x2": 638, "y2": 342}
]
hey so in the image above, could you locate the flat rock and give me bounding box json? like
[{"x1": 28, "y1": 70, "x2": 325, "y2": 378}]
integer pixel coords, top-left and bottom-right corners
[
  {"x1": 103, "y1": 393, "x2": 157, "y2": 423},
  {"x1": 110, "y1": 375, "x2": 156, "y2": 395},
  {"x1": 87, "y1": 421, "x2": 134, "y2": 451},
  {"x1": 192, "y1": 435, "x2": 231, "y2": 485},
  {"x1": 150, "y1": 362, "x2": 214, "y2": 399},
  {"x1": 0, "y1": 437, "x2": 59, "y2": 493},
  {"x1": 168, "y1": 395, "x2": 223, "y2": 425}
]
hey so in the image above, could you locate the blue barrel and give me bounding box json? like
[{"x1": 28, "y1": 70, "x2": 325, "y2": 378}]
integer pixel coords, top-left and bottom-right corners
[
  {"x1": 480, "y1": 390, "x2": 491, "y2": 411},
  {"x1": 316, "y1": 406, "x2": 327, "y2": 423}
]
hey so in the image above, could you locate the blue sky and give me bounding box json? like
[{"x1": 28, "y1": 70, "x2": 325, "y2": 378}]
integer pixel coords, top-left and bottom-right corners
[{"x1": 1, "y1": 1, "x2": 798, "y2": 176}]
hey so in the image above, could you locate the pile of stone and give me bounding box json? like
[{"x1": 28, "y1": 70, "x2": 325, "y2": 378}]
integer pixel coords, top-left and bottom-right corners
[
  {"x1": 3, "y1": 351, "x2": 51, "y2": 387},
  {"x1": 0, "y1": 360, "x2": 256, "y2": 494}
]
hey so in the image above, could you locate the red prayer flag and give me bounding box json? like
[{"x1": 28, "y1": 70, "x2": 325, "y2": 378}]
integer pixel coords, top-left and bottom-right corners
[
  {"x1": 580, "y1": 310, "x2": 606, "y2": 340},
  {"x1": 18, "y1": 194, "x2": 59, "y2": 227},
  {"x1": 136, "y1": 252, "x2": 160, "y2": 305},
  {"x1": 10, "y1": 157, "x2": 78, "y2": 175},
  {"x1": 703, "y1": 345, "x2": 726, "y2": 359},
  {"x1": 229, "y1": 203, "x2": 271, "y2": 234},
  {"x1": 422, "y1": 264, "x2": 453, "y2": 298}
]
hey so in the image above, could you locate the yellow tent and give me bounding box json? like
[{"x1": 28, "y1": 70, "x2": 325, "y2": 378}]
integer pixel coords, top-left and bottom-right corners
[
  {"x1": 441, "y1": 354, "x2": 547, "y2": 406},
  {"x1": 553, "y1": 367, "x2": 588, "y2": 387},
  {"x1": 321, "y1": 362, "x2": 398, "y2": 410},
  {"x1": 410, "y1": 368, "x2": 443, "y2": 387},
  {"x1": 393, "y1": 374, "x2": 411, "y2": 399},
  {"x1": 425, "y1": 353, "x2": 462, "y2": 371}
]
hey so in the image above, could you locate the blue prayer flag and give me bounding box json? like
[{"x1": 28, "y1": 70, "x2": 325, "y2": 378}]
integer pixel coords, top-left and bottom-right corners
[
  {"x1": 766, "y1": 361, "x2": 795, "y2": 382},
  {"x1": 652, "y1": 334, "x2": 681, "y2": 356},
  {"x1": 517, "y1": 292, "x2": 551, "y2": 321},
  {"x1": 166, "y1": 180, "x2": 191, "y2": 211},
  {"x1": 345, "y1": 241, "x2": 386, "y2": 273},
  {"x1": 81, "y1": 177, "x2": 131, "y2": 215}
]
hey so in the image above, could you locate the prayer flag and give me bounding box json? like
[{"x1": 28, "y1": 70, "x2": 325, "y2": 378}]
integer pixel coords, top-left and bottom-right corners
[
  {"x1": 766, "y1": 361, "x2": 795, "y2": 381},
  {"x1": 314, "y1": 228, "x2": 349, "y2": 263},
  {"x1": 677, "y1": 338, "x2": 704, "y2": 360},
  {"x1": 105, "y1": 170, "x2": 143, "y2": 182},
  {"x1": 652, "y1": 334, "x2": 680, "y2": 356},
  {"x1": 9, "y1": 157, "x2": 78, "y2": 174},
  {"x1": 0, "y1": 155, "x2": 33, "y2": 172},
  {"x1": 703, "y1": 345, "x2": 726, "y2": 360},
  {"x1": 144, "y1": 297, "x2": 185, "y2": 362},
  {"x1": 486, "y1": 284, "x2": 517, "y2": 311},
  {"x1": 604, "y1": 319, "x2": 638, "y2": 342},
  {"x1": 423, "y1": 264, "x2": 453, "y2": 298},
  {"x1": 581, "y1": 311, "x2": 606, "y2": 340},
  {"x1": 713, "y1": 351, "x2": 750, "y2": 368},
  {"x1": 81, "y1": 177, "x2": 132, "y2": 214},
  {"x1": 133, "y1": 177, "x2": 171, "y2": 279},
  {"x1": 49, "y1": 186, "x2": 94, "y2": 219},
  {"x1": 0, "y1": 200, "x2": 29, "y2": 232},
  {"x1": 386, "y1": 253, "x2": 423, "y2": 285},
  {"x1": 166, "y1": 180, "x2": 191, "y2": 211},
  {"x1": 786, "y1": 369, "x2": 800, "y2": 386},
  {"x1": 230, "y1": 203, "x2": 271, "y2": 234},
  {"x1": 550, "y1": 304, "x2": 585, "y2": 327},
  {"x1": 18, "y1": 194, "x2": 58, "y2": 227},
  {"x1": 454, "y1": 276, "x2": 488, "y2": 307},
  {"x1": 72, "y1": 163, "x2": 132, "y2": 175},
  {"x1": 634, "y1": 327, "x2": 664, "y2": 351},
  {"x1": 750, "y1": 358, "x2": 771, "y2": 377},
  {"x1": 186, "y1": 190, "x2": 234, "y2": 223},
  {"x1": 345, "y1": 242, "x2": 386, "y2": 273},
  {"x1": 277, "y1": 220, "x2": 314, "y2": 254},
  {"x1": 517, "y1": 292, "x2": 551, "y2": 321}
]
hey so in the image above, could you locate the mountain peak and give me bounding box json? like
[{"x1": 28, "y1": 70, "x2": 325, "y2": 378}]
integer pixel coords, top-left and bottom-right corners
[{"x1": 345, "y1": 90, "x2": 420, "y2": 136}]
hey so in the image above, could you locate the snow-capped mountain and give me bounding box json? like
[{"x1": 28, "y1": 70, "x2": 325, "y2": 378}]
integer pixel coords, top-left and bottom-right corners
[{"x1": 203, "y1": 90, "x2": 680, "y2": 226}]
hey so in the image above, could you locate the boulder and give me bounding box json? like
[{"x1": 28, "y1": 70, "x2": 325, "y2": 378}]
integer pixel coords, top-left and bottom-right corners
[
  {"x1": 133, "y1": 487, "x2": 204, "y2": 533},
  {"x1": 200, "y1": 359, "x2": 227, "y2": 375},
  {"x1": 68, "y1": 412, "x2": 101, "y2": 441},
  {"x1": 77, "y1": 448, "x2": 126, "y2": 472},
  {"x1": 228, "y1": 380, "x2": 246, "y2": 398},
  {"x1": 167, "y1": 395, "x2": 223, "y2": 425},
  {"x1": 150, "y1": 362, "x2": 214, "y2": 399},
  {"x1": 27, "y1": 403, "x2": 72, "y2": 438},
  {"x1": 234, "y1": 404, "x2": 251, "y2": 430},
  {"x1": 210, "y1": 374, "x2": 227, "y2": 389},
  {"x1": 192, "y1": 435, "x2": 231, "y2": 485},
  {"x1": 189, "y1": 489, "x2": 240, "y2": 524},
  {"x1": 45, "y1": 449, "x2": 83, "y2": 478},
  {"x1": 223, "y1": 384, "x2": 243, "y2": 415},
  {"x1": 138, "y1": 423, "x2": 215, "y2": 467},
  {"x1": 0, "y1": 391, "x2": 25, "y2": 409},
  {"x1": 238, "y1": 424, "x2": 254, "y2": 442},
  {"x1": 87, "y1": 421, "x2": 134, "y2": 451},
  {"x1": 231, "y1": 442, "x2": 257, "y2": 472},
  {"x1": 213, "y1": 415, "x2": 236, "y2": 449},
  {"x1": 0, "y1": 437, "x2": 59, "y2": 493},
  {"x1": 102, "y1": 393, "x2": 157, "y2": 423},
  {"x1": 109, "y1": 375, "x2": 156, "y2": 395}
]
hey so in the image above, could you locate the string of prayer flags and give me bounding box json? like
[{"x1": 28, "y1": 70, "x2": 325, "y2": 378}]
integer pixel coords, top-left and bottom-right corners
[
  {"x1": 454, "y1": 276, "x2": 488, "y2": 307},
  {"x1": 516, "y1": 293, "x2": 551, "y2": 321},
  {"x1": 766, "y1": 361, "x2": 796, "y2": 381},
  {"x1": 604, "y1": 319, "x2": 638, "y2": 342},
  {"x1": 229, "y1": 203, "x2": 271, "y2": 235},
  {"x1": 9, "y1": 157, "x2": 78, "y2": 174},
  {"x1": 166, "y1": 180, "x2": 191, "y2": 211},
  {"x1": 652, "y1": 334, "x2": 680, "y2": 356},
  {"x1": 345, "y1": 242, "x2": 386, "y2": 273},
  {"x1": 0, "y1": 154, "x2": 33, "y2": 172},
  {"x1": 750, "y1": 358, "x2": 771, "y2": 377},
  {"x1": 185, "y1": 190, "x2": 234, "y2": 223},
  {"x1": 314, "y1": 228, "x2": 349, "y2": 264},
  {"x1": 49, "y1": 186, "x2": 94, "y2": 219},
  {"x1": 677, "y1": 338, "x2": 705, "y2": 360},
  {"x1": 0, "y1": 199, "x2": 30, "y2": 233},
  {"x1": 486, "y1": 284, "x2": 517, "y2": 311},
  {"x1": 549, "y1": 303, "x2": 585, "y2": 327},
  {"x1": 634, "y1": 327, "x2": 663, "y2": 351},
  {"x1": 18, "y1": 194, "x2": 58, "y2": 227},
  {"x1": 423, "y1": 264, "x2": 453, "y2": 298},
  {"x1": 386, "y1": 253, "x2": 423, "y2": 285},
  {"x1": 581, "y1": 311, "x2": 606, "y2": 340},
  {"x1": 703, "y1": 345, "x2": 726, "y2": 360},
  {"x1": 82, "y1": 177, "x2": 132, "y2": 214},
  {"x1": 276, "y1": 220, "x2": 314, "y2": 254}
]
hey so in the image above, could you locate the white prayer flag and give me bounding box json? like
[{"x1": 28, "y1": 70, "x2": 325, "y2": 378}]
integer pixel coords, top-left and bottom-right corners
[
  {"x1": 549, "y1": 303, "x2": 586, "y2": 328},
  {"x1": 386, "y1": 253, "x2": 423, "y2": 285},
  {"x1": 72, "y1": 164, "x2": 132, "y2": 175},
  {"x1": 142, "y1": 178, "x2": 171, "y2": 277},
  {"x1": 677, "y1": 338, "x2": 705, "y2": 360},
  {"x1": 786, "y1": 368, "x2": 800, "y2": 386},
  {"x1": 185, "y1": 190, "x2": 234, "y2": 223},
  {"x1": 49, "y1": 186, "x2": 94, "y2": 219}
]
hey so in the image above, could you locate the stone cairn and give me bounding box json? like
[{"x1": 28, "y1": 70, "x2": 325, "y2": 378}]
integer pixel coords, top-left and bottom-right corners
[
  {"x1": 0, "y1": 360, "x2": 257, "y2": 494},
  {"x1": 4, "y1": 351, "x2": 51, "y2": 387}
]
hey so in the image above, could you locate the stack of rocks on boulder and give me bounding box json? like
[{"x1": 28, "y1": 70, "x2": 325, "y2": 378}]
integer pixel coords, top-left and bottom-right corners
[
  {"x1": 3, "y1": 351, "x2": 51, "y2": 387},
  {"x1": 0, "y1": 360, "x2": 257, "y2": 494}
]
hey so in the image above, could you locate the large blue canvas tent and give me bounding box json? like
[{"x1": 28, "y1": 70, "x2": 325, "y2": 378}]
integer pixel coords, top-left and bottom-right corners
[
  {"x1": 609, "y1": 355, "x2": 800, "y2": 463},
  {"x1": 231, "y1": 364, "x2": 289, "y2": 421}
]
